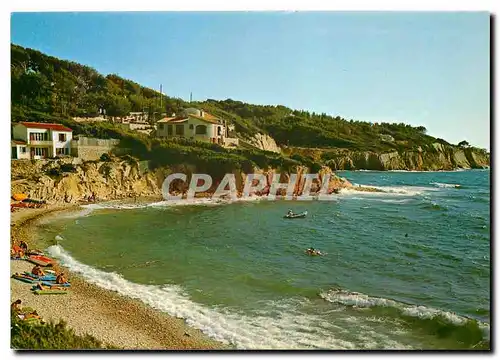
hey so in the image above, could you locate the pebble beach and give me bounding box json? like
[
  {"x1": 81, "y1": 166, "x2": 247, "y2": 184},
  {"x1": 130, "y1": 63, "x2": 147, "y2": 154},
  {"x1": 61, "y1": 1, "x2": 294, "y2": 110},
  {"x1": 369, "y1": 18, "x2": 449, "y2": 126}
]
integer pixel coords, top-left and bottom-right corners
[{"x1": 10, "y1": 206, "x2": 226, "y2": 350}]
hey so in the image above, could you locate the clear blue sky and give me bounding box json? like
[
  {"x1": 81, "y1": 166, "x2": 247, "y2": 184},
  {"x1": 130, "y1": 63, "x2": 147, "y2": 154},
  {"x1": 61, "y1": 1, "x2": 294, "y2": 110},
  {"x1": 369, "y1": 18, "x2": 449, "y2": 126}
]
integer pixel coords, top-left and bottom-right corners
[{"x1": 11, "y1": 12, "x2": 490, "y2": 149}]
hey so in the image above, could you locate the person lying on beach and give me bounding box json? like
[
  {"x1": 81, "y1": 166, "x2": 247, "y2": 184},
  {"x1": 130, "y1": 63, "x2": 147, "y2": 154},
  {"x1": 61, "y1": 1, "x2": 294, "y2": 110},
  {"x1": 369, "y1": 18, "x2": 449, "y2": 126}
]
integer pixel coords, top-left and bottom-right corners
[
  {"x1": 11, "y1": 246, "x2": 24, "y2": 258},
  {"x1": 19, "y1": 240, "x2": 28, "y2": 252},
  {"x1": 31, "y1": 265, "x2": 45, "y2": 277},
  {"x1": 56, "y1": 273, "x2": 67, "y2": 284},
  {"x1": 34, "y1": 283, "x2": 48, "y2": 291},
  {"x1": 11, "y1": 299, "x2": 22, "y2": 313},
  {"x1": 21, "y1": 310, "x2": 42, "y2": 321},
  {"x1": 35, "y1": 283, "x2": 65, "y2": 291}
]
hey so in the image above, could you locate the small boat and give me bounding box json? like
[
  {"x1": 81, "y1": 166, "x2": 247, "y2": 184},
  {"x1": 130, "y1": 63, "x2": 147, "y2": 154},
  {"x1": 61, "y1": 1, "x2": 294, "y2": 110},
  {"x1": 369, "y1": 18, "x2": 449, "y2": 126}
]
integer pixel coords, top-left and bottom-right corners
[
  {"x1": 284, "y1": 211, "x2": 308, "y2": 219},
  {"x1": 28, "y1": 255, "x2": 54, "y2": 267}
]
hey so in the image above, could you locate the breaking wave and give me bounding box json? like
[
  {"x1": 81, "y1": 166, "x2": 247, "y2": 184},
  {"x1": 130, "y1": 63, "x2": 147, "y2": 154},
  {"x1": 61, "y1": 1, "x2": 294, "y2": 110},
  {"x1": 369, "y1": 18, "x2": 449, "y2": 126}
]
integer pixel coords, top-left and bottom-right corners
[
  {"x1": 46, "y1": 245, "x2": 410, "y2": 349},
  {"x1": 339, "y1": 185, "x2": 437, "y2": 197},
  {"x1": 430, "y1": 182, "x2": 462, "y2": 189},
  {"x1": 79, "y1": 196, "x2": 266, "y2": 213},
  {"x1": 319, "y1": 288, "x2": 489, "y2": 346}
]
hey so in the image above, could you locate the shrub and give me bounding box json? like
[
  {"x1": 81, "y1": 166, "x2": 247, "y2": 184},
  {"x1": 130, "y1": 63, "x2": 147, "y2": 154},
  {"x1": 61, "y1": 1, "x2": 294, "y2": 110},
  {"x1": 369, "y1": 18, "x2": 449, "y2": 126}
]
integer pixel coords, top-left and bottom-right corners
[{"x1": 11, "y1": 311, "x2": 117, "y2": 350}]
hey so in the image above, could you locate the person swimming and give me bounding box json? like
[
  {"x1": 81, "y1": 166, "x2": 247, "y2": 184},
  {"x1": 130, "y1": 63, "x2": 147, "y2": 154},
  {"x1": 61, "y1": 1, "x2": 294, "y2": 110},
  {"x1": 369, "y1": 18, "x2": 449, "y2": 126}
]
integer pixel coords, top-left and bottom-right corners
[{"x1": 306, "y1": 247, "x2": 322, "y2": 256}]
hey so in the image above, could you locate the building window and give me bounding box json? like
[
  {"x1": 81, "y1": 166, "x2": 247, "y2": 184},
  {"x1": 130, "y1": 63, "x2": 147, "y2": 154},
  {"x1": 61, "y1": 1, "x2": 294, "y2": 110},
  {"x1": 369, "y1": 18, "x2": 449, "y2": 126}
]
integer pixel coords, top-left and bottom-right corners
[
  {"x1": 20, "y1": 147, "x2": 26, "y2": 153},
  {"x1": 195, "y1": 125, "x2": 207, "y2": 135},
  {"x1": 189, "y1": 124, "x2": 194, "y2": 130},
  {"x1": 56, "y1": 148, "x2": 68, "y2": 156},
  {"x1": 29, "y1": 132, "x2": 48, "y2": 141},
  {"x1": 33, "y1": 148, "x2": 47, "y2": 157},
  {"x1": 175, "y1": 125, "x2": 184, "y2": 136},
  {"x1": 167, "y1": 125, "x2": 173, "y2": 136},
  {"x1": 217, "y1": 126, "x2": 222, "y2": 136},
  {"x1": 58, "y1": 133, "x2": 66, "y2": 142}
]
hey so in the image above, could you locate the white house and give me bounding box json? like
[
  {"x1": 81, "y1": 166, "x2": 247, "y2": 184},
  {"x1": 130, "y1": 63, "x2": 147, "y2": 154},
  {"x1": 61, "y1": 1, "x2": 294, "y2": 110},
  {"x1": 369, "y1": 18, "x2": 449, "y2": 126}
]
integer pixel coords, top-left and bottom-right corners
[
  {"x1": 156, "y1": 108, "x2": 228, "y2": 145},
  {"x1": 12, "y1": 122, "x2": 73, "y2": 160}
]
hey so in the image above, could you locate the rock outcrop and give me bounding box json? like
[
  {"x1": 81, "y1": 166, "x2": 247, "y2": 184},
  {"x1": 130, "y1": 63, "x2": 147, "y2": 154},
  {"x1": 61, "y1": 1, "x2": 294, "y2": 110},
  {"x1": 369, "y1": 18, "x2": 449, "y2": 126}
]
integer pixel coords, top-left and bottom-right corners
[
  {"x1": 243, "y1": 133, "x2": 281, "y2": 153},
  {"x1": 11, "y1": 158, "x2": 354, "y2": 204},
  {"x1": 316, "y1": 143, "x2": 489, "y2": 171}
]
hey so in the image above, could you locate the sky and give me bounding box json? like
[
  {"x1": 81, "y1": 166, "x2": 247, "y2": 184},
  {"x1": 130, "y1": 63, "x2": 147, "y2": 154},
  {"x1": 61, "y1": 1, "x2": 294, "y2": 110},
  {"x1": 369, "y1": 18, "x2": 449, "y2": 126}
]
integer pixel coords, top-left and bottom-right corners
[{"x1": 10, "y1": 12, "x2": 490, "y2": 149}]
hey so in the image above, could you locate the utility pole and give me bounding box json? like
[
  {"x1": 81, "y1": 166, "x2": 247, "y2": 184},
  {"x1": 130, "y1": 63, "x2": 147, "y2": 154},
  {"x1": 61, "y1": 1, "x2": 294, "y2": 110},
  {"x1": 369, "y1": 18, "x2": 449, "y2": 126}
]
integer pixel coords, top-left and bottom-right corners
[
  {"x1": 190, "y1": 92, "x2": 192, "y2": 103},
  {"x1": 160, "y1": 84, "x2": 163, "y2": 110}
]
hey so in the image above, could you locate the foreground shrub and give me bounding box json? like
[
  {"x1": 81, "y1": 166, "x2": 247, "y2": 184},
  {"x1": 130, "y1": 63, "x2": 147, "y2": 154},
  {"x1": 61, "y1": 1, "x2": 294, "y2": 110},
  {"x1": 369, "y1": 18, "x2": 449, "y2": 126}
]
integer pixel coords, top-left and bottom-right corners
[{"x1": 11, "y1": 311, "x2": 117, "y2": 350}]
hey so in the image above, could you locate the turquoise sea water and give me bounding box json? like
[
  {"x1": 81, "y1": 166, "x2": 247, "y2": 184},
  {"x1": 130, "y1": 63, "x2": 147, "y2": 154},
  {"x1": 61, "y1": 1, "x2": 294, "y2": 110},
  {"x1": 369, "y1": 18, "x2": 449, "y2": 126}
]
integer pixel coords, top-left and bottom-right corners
[{"x1": 38, "y1": 170, "x2": 490, "y2": 349}]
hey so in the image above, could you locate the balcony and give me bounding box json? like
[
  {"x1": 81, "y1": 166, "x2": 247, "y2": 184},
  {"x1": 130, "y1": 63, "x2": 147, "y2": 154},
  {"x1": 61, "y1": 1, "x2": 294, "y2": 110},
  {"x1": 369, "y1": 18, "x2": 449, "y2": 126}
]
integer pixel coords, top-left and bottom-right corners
[{"x1": 29, "y1": 140, "x2": 52, "y2": 146}]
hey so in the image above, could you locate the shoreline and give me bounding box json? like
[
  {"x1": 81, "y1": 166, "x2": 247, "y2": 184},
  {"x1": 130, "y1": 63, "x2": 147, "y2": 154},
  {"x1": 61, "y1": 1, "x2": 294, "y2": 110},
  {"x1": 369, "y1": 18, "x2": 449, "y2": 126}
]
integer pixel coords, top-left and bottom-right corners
[
  {"x1": 10, "y1": 205, "x2": 228, "y2": 350},
  {"x1": 10, "y1": 179, "x2": 490, "y2": 350}
]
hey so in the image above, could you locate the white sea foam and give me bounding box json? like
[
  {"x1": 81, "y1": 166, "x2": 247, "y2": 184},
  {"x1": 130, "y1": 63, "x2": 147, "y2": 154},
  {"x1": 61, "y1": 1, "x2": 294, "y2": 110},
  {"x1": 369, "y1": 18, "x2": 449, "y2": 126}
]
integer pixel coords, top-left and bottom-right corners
[
  {"x1": 347, "y1": 169, "x2": 470, "y2": 173},
  {"x1": 81, "y1": 202, "x2": 151, "y2": 211},
  {"x1": 378, "y1": 199, "x2": 414, "y2": 204},
  {"x1": 45, "y1": 245, "x2": 409, "y2": 349},
  {"x1": 80, "y1": 196, "x2": 268, "y2": 213},
  {"x1": 339, "y1": 185, "x2": 435, "y2": 197},
  {"x1": 370, "y1": 185, "x2": 438, "y2": 196},
  {"x1": 348, "y1": 197, "x2": 413, "y2": 204},
  {"x1": 386, "y1": 170, "x2": 427, "y2": 173},
  {"x1": 430, "y1": 182, "x2": 461, "y2": 189},
  {"x1": 37, "y1": 207, "x2": 95, "y2": 224},
  {"x1": 319, "y1": 289, "x2": 490, "y2": 340}
]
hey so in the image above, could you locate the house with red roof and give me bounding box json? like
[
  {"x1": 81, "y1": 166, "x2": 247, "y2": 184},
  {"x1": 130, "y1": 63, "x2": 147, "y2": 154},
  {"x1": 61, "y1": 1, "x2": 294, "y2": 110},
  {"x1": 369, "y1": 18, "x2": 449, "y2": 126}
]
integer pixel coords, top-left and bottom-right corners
[
  {"x1": 12, "y1": 122, "x2": 73, "y2": 160},
  {"x1": 156, "y1": 108, "x2": 238, "y2": 148}
]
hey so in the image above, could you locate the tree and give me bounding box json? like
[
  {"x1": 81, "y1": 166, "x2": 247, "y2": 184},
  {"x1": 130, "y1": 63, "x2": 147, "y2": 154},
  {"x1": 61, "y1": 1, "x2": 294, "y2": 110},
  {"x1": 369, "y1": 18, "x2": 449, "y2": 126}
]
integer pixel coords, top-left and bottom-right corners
[
  {"x1": 416, "y1": 126, "x2": 427, "y2": 134},
  {"x1": 105, "y1": 94, "x2": 132, "y2": 117},
  {"x1": 458, "y1": 140, "x2": 470, "y2": 148}
]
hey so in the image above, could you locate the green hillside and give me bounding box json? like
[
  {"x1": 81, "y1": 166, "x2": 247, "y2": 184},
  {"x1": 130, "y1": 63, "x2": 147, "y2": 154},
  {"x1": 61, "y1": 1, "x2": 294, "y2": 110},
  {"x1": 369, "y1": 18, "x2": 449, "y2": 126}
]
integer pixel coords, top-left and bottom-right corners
[{"x1": 12, "y1": 43, "x2": 485, "y2": 160}]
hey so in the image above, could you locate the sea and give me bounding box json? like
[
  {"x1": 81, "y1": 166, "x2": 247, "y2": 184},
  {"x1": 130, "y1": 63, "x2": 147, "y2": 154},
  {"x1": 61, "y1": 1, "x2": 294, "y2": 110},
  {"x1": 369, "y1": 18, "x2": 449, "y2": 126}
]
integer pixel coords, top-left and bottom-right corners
[{"x1": 36, "y1": 169, "x2": 491, "y2": 350}]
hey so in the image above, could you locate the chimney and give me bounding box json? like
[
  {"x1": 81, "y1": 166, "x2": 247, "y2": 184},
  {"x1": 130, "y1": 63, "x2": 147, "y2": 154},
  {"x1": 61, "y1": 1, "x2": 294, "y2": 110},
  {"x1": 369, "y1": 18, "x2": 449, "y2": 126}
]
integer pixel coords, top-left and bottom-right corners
[{"x1": 200, "y1": 110, "x2": 204, "y2": 117}]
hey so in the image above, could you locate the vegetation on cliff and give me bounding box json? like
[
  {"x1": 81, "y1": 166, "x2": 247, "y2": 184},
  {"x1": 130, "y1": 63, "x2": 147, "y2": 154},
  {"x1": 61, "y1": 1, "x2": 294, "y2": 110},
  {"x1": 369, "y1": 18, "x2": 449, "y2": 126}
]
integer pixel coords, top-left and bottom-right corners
[
  {"x1": 11, "y1": 43, "x2": 488, "y2": 170},
  {"x1": 11, "y1": 44, "x2": 188, "y2": 122}
]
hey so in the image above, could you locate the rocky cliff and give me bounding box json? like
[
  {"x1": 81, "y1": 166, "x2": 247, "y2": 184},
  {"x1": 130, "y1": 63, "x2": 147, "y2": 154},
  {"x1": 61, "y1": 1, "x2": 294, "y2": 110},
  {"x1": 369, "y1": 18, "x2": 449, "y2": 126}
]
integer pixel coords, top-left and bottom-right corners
[
  {"x1": 242, "y1": 133, "x2": 281, "y2": 153},
  {"x1": 290, "y1": 143, "x2": 489, "y2": 171},
  {"x1": 11, "y1": 157, "x2": 354, "y2": 204}
]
